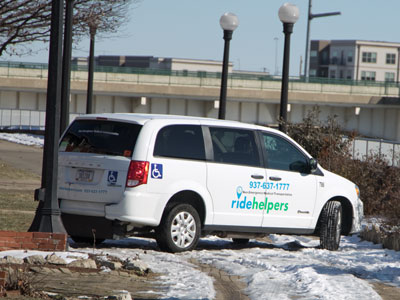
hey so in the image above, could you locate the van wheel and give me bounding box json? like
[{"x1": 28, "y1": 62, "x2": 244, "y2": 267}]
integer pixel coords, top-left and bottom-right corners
[
  {"x1": 156, "y1": 204, "x2": 201, "y2": 253},
  {"x1": 319, "y1": 201, "x2": 342, "y2": 251},
  {"x1": 232, "y1": 238, "x2": 249, "y2": 245}
]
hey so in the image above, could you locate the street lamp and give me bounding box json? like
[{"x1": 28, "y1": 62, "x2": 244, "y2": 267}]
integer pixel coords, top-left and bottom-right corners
[
  {"x1": 60, "y1": 0, "x2": 74, "y2": 135},
  {"x1": 278, "y1": 3, "x2": 299, "y2": 132},
  {"x1": 218, "y1": 12, "x2": 239, "y2": 120},
  {"x1": 29, "y1": 0, "x2": 66, "y2": 234},
  {"x1": 303, "y1": 0, "x2": 340, "y2": 80}
]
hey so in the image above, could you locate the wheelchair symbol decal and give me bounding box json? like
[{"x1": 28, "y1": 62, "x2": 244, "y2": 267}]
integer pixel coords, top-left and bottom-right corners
[
  {"x1": 107, "y1": 171, "x2": 118, "y2": 185},
  {"x1": 151, "y1": 163, "x2": 163, "y2": 179}
]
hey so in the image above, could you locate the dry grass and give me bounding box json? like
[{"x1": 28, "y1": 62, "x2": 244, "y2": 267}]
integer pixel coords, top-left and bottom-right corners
[
  {"x1": 0, "y1": 162, "x2": 39, "y2": 232},
  {"x1": 0, "y1": 161, "x2": 40, "y2": 181}
]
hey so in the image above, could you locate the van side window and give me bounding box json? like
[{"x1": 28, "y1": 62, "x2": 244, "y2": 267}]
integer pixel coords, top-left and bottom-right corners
[
  {"x1": 209, "y1": 127, "x2": 261, "y2": 167},
  {"x1": 154, "y1": 125, "x2": 205, "y2": 160},
  {"x1": 262, "y1": 133, "x2": 309, "y2": 173}
]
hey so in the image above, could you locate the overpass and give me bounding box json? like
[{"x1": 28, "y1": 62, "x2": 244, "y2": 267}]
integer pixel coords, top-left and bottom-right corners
[{"x1": 0, "y1": 61, "x2": 399, "y2": 142}]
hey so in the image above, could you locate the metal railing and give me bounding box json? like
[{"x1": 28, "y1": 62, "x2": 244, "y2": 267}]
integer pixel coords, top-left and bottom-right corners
[
  {"x1": 1, "y1": 60, "x2": 400, "y2": 89},
  {"x1": 350, "y1": 137, "x2": 400, "y2": 166},
  {"x1": 0, "y1": 108, "x2": 80, "y2": 131}
]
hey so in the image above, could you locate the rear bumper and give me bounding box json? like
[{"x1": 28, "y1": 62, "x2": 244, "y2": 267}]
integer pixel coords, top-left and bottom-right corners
[
  {"x1": 105, "y1": 190, "x2": 166, "y2": 227},
  {"x1": 60, "y1": 189, "x2": 167, "y2": 228},
  {"x1": 60, "y1": 199, "x2": 106, "y2": 217}
]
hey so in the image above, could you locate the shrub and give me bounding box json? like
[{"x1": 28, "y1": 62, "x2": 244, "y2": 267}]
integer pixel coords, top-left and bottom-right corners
[{"x1": 284, "y1": 108, "x2": 400, "y2": 226}]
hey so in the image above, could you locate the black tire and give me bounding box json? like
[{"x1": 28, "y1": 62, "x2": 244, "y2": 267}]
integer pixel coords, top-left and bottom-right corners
[
  {"x1": 319, "y1": 201, "x2": 342, "y2": 251},
  {"x1": 232, "y1": 238, "x2": 249, "y2": 245},
  {"x1": 156, "y1": 204, "x2": 201, "y2": 253}
]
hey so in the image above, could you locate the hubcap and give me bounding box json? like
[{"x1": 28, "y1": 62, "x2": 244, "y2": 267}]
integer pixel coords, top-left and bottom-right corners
[{"x1": 171, "y1": 211, "x2": 196, "y2": 248}]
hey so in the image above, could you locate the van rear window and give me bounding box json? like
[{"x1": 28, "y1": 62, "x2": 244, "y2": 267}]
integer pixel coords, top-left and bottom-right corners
[{"x1": 59, "y1": 119, "x2": 142, "y2": 157}]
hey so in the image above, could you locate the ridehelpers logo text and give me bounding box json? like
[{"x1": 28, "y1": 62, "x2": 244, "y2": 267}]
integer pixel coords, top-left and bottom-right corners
[{"x1": 232, "y1": 186, "x2": 288, "y2": 214}]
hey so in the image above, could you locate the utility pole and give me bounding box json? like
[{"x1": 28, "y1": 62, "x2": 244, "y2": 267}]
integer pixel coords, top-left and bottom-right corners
[{"x1": 304, "y1": 0, "x2": 341, "y2": 79}]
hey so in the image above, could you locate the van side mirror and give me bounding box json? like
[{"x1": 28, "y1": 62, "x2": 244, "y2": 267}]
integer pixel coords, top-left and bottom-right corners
[{"x1": 309, "y1": 158, "x2": 318, "y2": 173}]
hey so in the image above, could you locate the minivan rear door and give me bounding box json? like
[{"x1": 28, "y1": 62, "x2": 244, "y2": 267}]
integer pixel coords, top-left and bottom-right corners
[{"x1": 58, "y1": 119, "x2": 142, "y2": 209}]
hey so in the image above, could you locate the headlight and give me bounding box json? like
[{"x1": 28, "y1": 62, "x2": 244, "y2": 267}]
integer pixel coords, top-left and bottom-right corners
[{"x1": 355, "y1": 185, "x2": 360, "y2": 198}]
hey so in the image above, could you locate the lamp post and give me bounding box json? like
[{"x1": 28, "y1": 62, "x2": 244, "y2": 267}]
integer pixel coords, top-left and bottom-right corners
[
  {"x1": 218, "y1": 12, "x2": 239, "y2": 120},
  {"x1": 278, "y1": 3, "x2": 299, "y2": 132},
  {"x1": 29, "y1": 0, "x2": 66, "y2": 233},
  {"x1": 86, "y1": 25, "x2": 96, "y2": 114},
  {"x1": 60, "y1": 0, "x2": 74, "y2": 135}
]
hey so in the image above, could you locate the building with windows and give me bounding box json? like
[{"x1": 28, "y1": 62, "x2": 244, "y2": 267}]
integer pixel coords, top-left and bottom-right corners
[{"x1": 309, "y1": 40, "x2": 400, "y2": 82}]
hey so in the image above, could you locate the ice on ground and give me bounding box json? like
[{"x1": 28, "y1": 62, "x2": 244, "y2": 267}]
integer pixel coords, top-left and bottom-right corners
[{"x1": 0, "y1": 249, "x2": 87, "y2": 263}]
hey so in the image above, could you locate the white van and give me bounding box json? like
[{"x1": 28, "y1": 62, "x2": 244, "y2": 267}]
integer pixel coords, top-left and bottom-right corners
[{"x1": 58, "y1": 113, "x2": 363, "y2": 252}]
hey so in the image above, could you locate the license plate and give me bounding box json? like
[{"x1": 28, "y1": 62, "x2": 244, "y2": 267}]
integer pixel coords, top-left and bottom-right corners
[{"x1": 75, "y1": 169, "x2": 94, "y2": 182}]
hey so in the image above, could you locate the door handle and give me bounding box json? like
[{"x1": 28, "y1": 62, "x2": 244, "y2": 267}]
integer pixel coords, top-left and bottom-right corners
[
  {"x1": 269, "y1": 176, "x2": 282, "y2": 181},
  {"x1": 251, "y1": 174, "x2": 264, "y2": 180}
]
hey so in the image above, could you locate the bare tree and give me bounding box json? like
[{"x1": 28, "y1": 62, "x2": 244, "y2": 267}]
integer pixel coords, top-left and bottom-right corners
[
  {"x1": 73, "y1": 0, "x2": 134, "y2": 39},
  {"x1": 0, "y1": 0, "x2": 137, "y2": 57},
  {"x1": 0, "y1": 0, "x2": 52, "y2": 57},
  {"x1": 72, "y1": 0, "x2": 138, "y2": 113}
]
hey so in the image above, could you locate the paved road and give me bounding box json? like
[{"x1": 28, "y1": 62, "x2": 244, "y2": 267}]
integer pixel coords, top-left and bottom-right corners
[{"x1": 0, "y1": 140, "x2": 43, "y2": 176}]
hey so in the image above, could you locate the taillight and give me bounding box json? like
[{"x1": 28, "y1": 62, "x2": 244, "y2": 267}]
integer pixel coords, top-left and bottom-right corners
[{"x1": 126, "y1": 161, "x2": 149, "y2": 187}]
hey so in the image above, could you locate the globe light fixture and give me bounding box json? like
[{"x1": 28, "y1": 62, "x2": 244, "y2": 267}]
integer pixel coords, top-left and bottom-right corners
[
  {"x1": 219, "y1": 12, "x2": 239, "y2": 31},
  {"x1": 278, "y1": 3, "x2": 300, "y2": 24}
]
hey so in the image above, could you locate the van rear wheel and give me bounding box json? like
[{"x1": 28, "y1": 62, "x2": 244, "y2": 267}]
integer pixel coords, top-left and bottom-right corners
[
  {"x1": 319, "y1": 201, "x2": 342, "y2": 251},
  {"x1": 156, "y1": 204, "x2": 201, "y2": 253}
]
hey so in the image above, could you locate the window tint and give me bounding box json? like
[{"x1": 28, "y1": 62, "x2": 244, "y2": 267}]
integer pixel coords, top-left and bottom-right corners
[
  {"x1": 154, "y1": 125, "x2": 205, "y2": 160},
  {"x1": 59, "y1": 120, "x2": 142, "y2": 157},
  {"x1": 210, "y1": 127, "x2": 260, "y2": 167},
  {"x1": 262, "y1": 133, "x2": 309, "y2": 173}
]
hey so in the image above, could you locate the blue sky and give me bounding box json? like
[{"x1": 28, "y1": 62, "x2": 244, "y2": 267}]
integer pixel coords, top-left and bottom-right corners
[{"x1": 4, "y1": 0, "x2": 400, "y2": 75}]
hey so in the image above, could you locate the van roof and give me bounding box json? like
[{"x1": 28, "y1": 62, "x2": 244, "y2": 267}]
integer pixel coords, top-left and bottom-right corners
[
  {"x1": 75, "y1": 113, "x2": 281, "y2": 134},
  {"x1": 77, "y1": 113, "x2": 213, "y2": 124}
]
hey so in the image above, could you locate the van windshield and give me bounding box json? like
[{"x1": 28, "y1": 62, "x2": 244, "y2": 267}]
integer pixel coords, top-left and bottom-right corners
[{"x1": 59, "y1": 119, "x2": 142, "y2": 157}]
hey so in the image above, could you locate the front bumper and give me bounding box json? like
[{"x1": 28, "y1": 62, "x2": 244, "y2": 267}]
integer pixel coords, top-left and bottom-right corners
[{"x1": 351, "y1": 198, "x2": 364, "y2": 234}]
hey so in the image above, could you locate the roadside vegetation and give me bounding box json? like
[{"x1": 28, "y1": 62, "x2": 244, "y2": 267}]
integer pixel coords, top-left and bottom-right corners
[{"x1": 284, "y1": 108, "x2": 400, "y2": 227}]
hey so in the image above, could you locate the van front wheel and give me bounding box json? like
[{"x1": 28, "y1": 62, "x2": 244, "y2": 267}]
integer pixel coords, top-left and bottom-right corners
[
  {"x1": 156, "y1": 204, "x2": 201, "y2": 253},
  {"x1": 319, "y1": 201, "x2": 342, "y2": 251}
]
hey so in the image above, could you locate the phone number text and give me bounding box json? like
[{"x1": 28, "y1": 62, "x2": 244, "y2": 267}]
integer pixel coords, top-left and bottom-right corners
[{"x1": 249, "y1": 181, "x2": 290, "y2": 191}]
